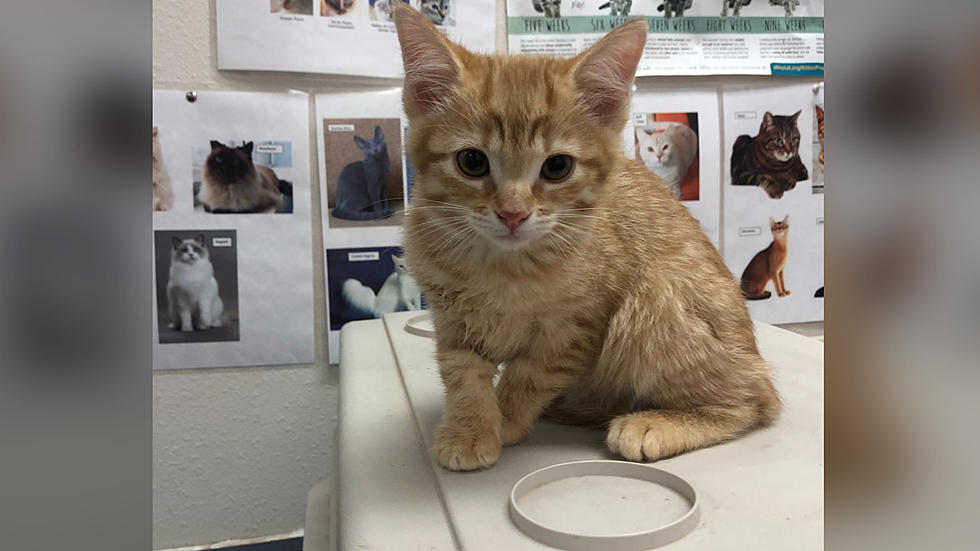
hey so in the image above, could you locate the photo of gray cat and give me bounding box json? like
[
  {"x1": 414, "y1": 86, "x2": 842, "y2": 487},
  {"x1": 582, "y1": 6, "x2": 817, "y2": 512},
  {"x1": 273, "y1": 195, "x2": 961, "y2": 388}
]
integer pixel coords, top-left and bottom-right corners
[
  {"x1": 155, "y1": 230, "x2": 239, "y2": 344},
  {"x1": 192, "y1": 140, "x2": 294, "y2": 214},
  {"x1": 327, "y1": 246, "x2": 422, "y2": 331},
  {"x1": 271, "y1": 0, "x2": 314, "y2": 15},
  {"x1": 531, "y1": 0, "x2": 560, "y2": 18},
  {"x1": 658, "y1": 0, "x2": 693, "y2": 18},
  {"x1": 324, "y1": 119, "x2": 405, "y2": 228},
  {"x1": 599, "y1": 0, "x2": 632, "y2": 16},
  {"x1": 730, "y1": 110, "x2": 808, "y2": 199},
  {"x1": 721, "y1": 0, "x2": 801, "y2": 17},
  {"x1": 416, "y1": 0, "x2": 453, "y2": 26},
  {"x1": 152, "y1": 127, "x2": 173, "y2": 212}
]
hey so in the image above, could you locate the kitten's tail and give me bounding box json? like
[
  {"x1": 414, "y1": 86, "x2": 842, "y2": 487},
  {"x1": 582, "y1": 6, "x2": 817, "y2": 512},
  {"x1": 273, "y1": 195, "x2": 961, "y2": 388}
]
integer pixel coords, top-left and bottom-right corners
[
  {"x1": 332, "y1": 206, "x2": 392, "y2": 221},
  {"x1": 278, "y1": 179, "x2": 293, "y2": 197},
  {"x1": 742, "y1": 291, "x2": 772, "y2": 301},
  {"x1": 342, "y1": 278, "x2": 377, "y2": 318}
]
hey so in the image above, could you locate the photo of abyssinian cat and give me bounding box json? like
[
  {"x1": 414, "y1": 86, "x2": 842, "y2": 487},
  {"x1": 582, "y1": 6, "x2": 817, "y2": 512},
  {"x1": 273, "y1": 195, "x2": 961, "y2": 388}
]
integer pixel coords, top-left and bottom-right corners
[
  {"x1": 391, "y1": 6, "x2": 780, "y2": 470},
  {"x1": 342, "y1": 254, "x2": 422, "y2": 318},
  {"x1": 199, "y1": 141, "x2": 292, "y2": 214},
  {"x1": 152, "y1": 127, "x2": 173, "y2": 212},
  {"x1": 321, "y1": 0, "x2": 355, "y2": 16},
  {"x1": 271, "y1": 0, "x2": 313, "y2": 15},
  {"x1": 636, "y1": 119, "x2": 698, "y2": 199},
  {"x1": 731, "y1": 110, "x2": 808, "y2": 199},
  {"x1": 167, "y1": 235, "x2": 224, "y2": 332},
  {"x1": 740, "y1": 216, "x2": 790, "y2": 300},
  {"x1": 332, "y1": 126, "x2": 394, "y2": 221}
]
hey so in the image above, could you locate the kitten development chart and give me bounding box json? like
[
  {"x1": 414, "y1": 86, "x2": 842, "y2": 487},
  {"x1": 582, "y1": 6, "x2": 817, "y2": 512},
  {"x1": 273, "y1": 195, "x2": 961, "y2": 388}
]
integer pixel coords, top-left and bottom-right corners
[
  {"x1": 152, "y1": 90, "x2": 315, "y2": 369},
  {"x1": 627, "y1": 86, "x2": 722, "y2": 247},
  {"x1": 506, "y1": 0, "x2": 824, "y2": 76},
  {"x1": 722, "y1": 82, "x2": 823, "y2": 324},
  {"x1": 316, "y1": 89, "x2": 420, "y2": 363},
  {"x1": 217, "y1": 0, "x2": 495, "y2": 77}
]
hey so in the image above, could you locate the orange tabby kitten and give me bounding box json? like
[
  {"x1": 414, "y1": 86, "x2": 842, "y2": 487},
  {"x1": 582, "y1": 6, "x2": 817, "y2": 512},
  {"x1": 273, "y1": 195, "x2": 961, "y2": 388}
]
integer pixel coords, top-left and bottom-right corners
[
  {"x1": 740, "y1": 216, "x2": 791, "y2": 300},
  {"x1": 392, "y1": 6, "x2": 780, "y2": 470}
]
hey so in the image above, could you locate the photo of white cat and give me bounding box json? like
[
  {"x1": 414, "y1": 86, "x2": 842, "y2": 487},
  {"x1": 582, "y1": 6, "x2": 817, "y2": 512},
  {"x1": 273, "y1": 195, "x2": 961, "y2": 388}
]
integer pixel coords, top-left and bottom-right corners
[
  {"x1": 155, "y1": 230, "x2": 240, "y2": 344},
  {"x1": 327, "y1": 247, "x2": 422, "y2": 331},
  {"x1": 634, "y1": 112, "x2": 700, "y2": 201},
  {"x1": 153, "y1": 127, "x2": 174, "y2": 212}
]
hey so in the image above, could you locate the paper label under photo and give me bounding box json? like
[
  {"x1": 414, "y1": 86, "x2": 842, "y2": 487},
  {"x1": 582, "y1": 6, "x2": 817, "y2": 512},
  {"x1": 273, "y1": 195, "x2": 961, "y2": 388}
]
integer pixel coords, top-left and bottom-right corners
[
  {"x1": 506, "y1": 0, "x2": 824, "y2": 76},
  {"x1": 152, "y1": 90, "x2": 315, "y2": 369},
  {"x1": 722, "y1": 82, "x2": 823, "y2": 324},
  {"x1": 217, "y1": 0, "x2": 496, "y2": 78}
]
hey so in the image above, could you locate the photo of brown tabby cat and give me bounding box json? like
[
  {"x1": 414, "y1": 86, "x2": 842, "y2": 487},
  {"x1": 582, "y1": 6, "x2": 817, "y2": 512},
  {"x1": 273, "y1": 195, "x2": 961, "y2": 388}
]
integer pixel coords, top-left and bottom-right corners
[
  {"x1": 392, "y1": 5, "x2": 780, "y2": 471},
  {"x1": 731, "y1": 111, "x2": 808, "y2": 199},
  {"x1": 740, "y1": 216, "x2": 790, "y2": 300},
  {"x1": 199, "y1": 141, "x2": 287, "y2": 214},
  {"x1": 321, "y1": 0, "x2": 355, "y2": 16}
]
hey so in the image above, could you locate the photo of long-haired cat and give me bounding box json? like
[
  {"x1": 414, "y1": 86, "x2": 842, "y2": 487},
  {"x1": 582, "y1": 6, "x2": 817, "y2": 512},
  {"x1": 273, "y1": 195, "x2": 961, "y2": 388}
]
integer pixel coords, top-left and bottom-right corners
[
  {"x1": 327, "y1": 247, "x2": 422, "y2": 331},
  {"x1": 599, "y1": 0, "x2": 632, "y2": 16},
  {"x1": 740, "y1": 216, "x2": 790, "y2": 300},
  {"x1": 152, "y1": 127, "x2": 173, "y2": 212},
  {"x1": 195, "y1": 140, "x2": 294, "y2": 214},
  {"x1": 531, "y1": 0, "x2": 560, "y2": 18},
  {"x1": 370, "y1": 0, "x2": 408, "y2": 21},
  {"x1": 324, "y1": 119, "x2": 405, "y2": 228},
  {"x1": 321, "y1": 0, "x2": 356, "y2": 16},
  {"x1": 658, "y1": 0, "x2": 692, "y2": 17},
  {"x1": 812, "y1": 104, "x2": 824, "y2": 194},
  {"x1": 730, "y1": 110, "x2": 808, "y2": 199},
  {"x1": 342, "y1": 254, "x2": 422, "y2": 319},
  {"x1": 635, "y1": 112, "x2": 699, "y2": 200},
  {"x1": 155, "y1": 230, "x2": 239, "y2": 344},
  {"x1": 721, "y1": 0, "x2": 750, "y2": 16},
  {"x1": 271, "y1": 0, "x2": 314, "y2": 15}
]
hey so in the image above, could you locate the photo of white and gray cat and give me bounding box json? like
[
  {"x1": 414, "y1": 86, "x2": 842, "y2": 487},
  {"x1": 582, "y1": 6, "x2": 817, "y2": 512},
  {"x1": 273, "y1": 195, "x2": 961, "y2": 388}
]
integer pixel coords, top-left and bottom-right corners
[
  {"x1": 342, "y1": 254, "x2": 421, "y2": 318},
  {"x1": 327, "y1": 247, "x2": 422, "y2": 331},
  {"x1": 635, "y1": 112, "x2": 700, "y2": 201},
  {"x1": 155, "y1": 230, "x2": 240, "y2": 344}
]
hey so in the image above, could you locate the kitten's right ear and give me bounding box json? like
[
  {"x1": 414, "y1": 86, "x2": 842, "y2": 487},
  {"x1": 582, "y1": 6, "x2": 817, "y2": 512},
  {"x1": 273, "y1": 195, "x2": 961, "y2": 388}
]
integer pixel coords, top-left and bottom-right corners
[
  {"x1": 761, "y1": 112, "x2": 775, "y2": 131},
  {"x1": 571, "y1": 19, "x2": 647, "y2": 127},
  {"x1": 172, "y1": 236, "x2": 183, "y2": 249},
  {"x1": 153, "y1": 127, "x2": 159, "y2": 137},
  {"x1": 210, "y1": 140, "x2": 223, "y2": 150},
  {"x1": 769, "y1": 216, "x2": 776, "y2": 226},
  {"x1": 392, "y1": 3, "x2": 463, "y2": 116}
]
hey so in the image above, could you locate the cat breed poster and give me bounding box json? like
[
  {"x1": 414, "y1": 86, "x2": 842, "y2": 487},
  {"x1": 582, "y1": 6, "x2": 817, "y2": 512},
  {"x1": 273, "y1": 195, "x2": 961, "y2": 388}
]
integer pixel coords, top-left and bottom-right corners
[
  {"x1": 722, "y1": 82, "x2": 824, "y2": 325},
  {"x1": 152, "y1": 90, "x2": 315, "y2": 369},
  {"x1": 316, "y1": 89, "x2": 418, "y2": 363},
  {"x1": 217, "y1": 0, "x2": 495, "y2": 77}
]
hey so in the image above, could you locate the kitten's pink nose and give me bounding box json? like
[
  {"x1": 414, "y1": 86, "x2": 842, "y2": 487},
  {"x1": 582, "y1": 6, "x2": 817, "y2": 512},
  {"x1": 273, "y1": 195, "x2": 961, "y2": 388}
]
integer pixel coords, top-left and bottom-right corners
[{"x1": 496, "y1": 209, "x2": 531, "y2": 233}]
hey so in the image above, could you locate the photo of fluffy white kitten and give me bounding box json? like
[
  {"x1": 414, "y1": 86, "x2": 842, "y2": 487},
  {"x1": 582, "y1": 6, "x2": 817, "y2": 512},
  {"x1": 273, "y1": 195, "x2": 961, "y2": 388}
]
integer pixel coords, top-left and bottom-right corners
[
  {"x1": 342, "y1": 254, "x2": 421, "y2": 318},
  {"x1": 636, "y1": 121, "x2": 698, "y2": 198},
  {"x1": 167, "y1": 235, "x2": 224, "y2": 332}
]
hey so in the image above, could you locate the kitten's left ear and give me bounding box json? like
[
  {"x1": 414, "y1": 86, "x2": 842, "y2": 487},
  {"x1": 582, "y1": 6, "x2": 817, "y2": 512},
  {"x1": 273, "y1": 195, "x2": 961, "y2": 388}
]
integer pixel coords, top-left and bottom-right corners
[
  {"x1": 391, "y1": 254, "x2": 399, "y2": 263},
  {"x1": 374, "y1": 126, "x2": 384, "y2": 141},
  {"x1": 393, "y1": 4, "x2": 465, "y2": 116},
  {"x1": 241, "y1": 142, "x2": 254, "y2": 156},
  {"x1": 791, "y1": 109, "x2": 802, "y2": 122},
  {"x1": 572, "y1": 19, "x2": 647, "y2": 127},
  {"x1": 769, "y1": 216, "x2": 776, "y2": 226},
  {"x1": 783, "y1": 215, "x2": 790, "y2": 223},
  {"x1": 210, "y1": 140, "x2": 223, "y2": 150},
  {"x1": 195, "y1": 234, "x2": 206, "y2": 246}
]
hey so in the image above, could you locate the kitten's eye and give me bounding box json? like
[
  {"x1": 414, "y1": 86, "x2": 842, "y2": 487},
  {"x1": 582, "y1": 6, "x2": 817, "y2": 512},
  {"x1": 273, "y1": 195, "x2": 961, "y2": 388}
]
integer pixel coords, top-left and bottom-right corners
[
  {"x1": 776, "y1": 138, "x2": 784, "y2": 145},
  {"x1": 540, "y1": 155, "x2": 574, "y2": 182},
  {"x1": 215, "y1": 157, "x2": 223, "y2": 163},
  {"x1": 456, "y1": 149, "x2": 489, "y2": 178}
]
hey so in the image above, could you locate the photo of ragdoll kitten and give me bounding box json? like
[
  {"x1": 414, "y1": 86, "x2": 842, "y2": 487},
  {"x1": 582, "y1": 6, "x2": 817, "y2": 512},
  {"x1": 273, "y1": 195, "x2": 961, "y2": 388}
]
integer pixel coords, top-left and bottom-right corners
[
  {"x1": 152, "y1": 127, "x2": 173, "y2": 212},
  {"x1": 321, "y1": 0, "x2": 356, "y2": 16},
  {"x1": 740, "y1": 216, "x2": 791, "y2": 300},
  {"x1": 271, "y1": 0, "x2": 314, "y2": 15},
  {"x1": 391, "y1": 6, "x2": 780, "y2": 470},
  {"x1": 416, "y1": 0, "x2": 452, "y2": 26},
  {"x1": 730, "y1": 110, "x2": 808, "y2": 199},
  {"x1": 635, "y1": 114, "x2": 699, "y2": 200},
  {"x1": 155, "y1": 230, "x2": 239, "y2": 344},
  {"x1": 197, "y1": 140, "x2": 293, "y2": 214},
  {"x1": 326, "y1": 247, "x2": 422, "y2": 331}
]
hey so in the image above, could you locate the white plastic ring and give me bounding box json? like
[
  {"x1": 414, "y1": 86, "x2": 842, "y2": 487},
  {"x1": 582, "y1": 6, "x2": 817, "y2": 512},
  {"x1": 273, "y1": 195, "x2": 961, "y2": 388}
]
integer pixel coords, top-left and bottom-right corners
[
  {"x1": 509, "y1": 460, "x2": 700, "y2": 551},
  {"x1": 404, "y1": 313, "x2": 435, "y2": 338}
]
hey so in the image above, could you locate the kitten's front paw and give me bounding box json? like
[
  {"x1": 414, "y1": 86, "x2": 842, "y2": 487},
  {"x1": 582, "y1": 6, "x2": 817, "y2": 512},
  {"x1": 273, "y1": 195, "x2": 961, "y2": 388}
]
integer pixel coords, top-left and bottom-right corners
[
  {"x1": 435, "y1": 424, "x2": 501, "y2": 471},
  {"x1": 606, "y1": 414, "x2": 664, "y2": 462},
  {"x1": 210, "y1": 319, "x2": 223, "y2": 328},
  {"x1": 180, "y1": 325, "x2": 193, "y2": 332},
  {"x1": 500, "y1": 417, "x2": 529, "y2": 446}
]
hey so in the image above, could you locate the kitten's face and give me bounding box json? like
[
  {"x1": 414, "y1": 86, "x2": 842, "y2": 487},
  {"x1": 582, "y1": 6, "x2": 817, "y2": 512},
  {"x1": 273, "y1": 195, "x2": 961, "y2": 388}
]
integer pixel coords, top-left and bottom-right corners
[
  {"x1": 172, "y1": 235, "x2": 208, "y2": 265},
  {"x1": 392, "y1": 254, "x2": 408, "y2": 273},
  {"x1": 420, "y1": 0, "x2": 449, "y2": 23},
  {"x1": 354, "y1": 128, "x2": 388, "y2": 161},
  {"x1": 760, "y1": 111, "x2": 801, "y2": 162},
  {"x1": 207, "y1": 141, "x2": 254, "y2": 184},
  {"x1": 638, "y1": 129, "x2": 674, "y2": 165}
]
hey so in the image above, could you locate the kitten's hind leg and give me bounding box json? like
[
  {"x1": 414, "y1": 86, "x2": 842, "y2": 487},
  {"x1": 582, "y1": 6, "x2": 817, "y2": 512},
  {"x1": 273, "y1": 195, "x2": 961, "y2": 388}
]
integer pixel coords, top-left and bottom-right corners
[
  {"x1": 210, "y1": 296, "x2": 224, "y2": 327},
  {"x1": 607, "y1": 405, "x2": 758, "y2": 462}
]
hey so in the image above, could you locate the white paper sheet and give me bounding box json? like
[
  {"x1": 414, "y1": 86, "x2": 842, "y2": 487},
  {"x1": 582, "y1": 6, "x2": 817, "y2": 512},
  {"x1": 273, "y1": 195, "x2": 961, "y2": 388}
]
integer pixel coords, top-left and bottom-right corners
[
  {"x1": 315, "y1": 89, "x2": 417, "y2": 363},
  {"x1": 722, "y1": 82, "x2": 823, "y2": 324},
  {"x1": 506, "y1": 0, "x2": 824, "y2": 76},
  {"x1": 217, "y1": 0, "x2": 496, "y2": 78},
  {"x1": 626, "y1": 85, "x2": 722, "y2": 247},
  {"x1": 152, "y1": 90, "x2": 315, "y2": 369}
]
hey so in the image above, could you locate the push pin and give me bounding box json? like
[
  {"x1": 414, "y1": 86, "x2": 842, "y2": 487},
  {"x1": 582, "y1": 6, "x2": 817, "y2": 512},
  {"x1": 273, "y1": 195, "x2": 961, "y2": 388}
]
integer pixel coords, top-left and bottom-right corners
[
  {"x1": 186, "y1": 91, "x2": 198, "y2": 103},
  {"x1": 811, "y1": 82, "x2": 824, "y2": 94}
]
